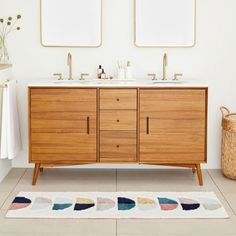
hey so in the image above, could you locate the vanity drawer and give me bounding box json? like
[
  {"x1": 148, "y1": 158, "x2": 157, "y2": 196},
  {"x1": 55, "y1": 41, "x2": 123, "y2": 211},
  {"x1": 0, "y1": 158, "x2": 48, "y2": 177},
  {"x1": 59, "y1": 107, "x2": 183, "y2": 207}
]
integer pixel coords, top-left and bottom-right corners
[
  {"x1": 100, "y1": 110, "x2": 136, "y2": 131},
  {"x1": 100, "y1": 89, "x2": 137, "y2": 110},
  {"x1": 100, "y1": 131, "x2": 136, "y2": 162}
]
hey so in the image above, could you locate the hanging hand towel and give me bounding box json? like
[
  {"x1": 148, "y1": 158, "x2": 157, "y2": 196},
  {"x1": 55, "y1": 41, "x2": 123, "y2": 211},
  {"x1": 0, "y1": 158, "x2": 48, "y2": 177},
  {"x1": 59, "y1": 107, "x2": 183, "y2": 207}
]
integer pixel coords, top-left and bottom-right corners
[
  {"x1": 1, "y1": 85, "x2": 8, "y2": 159},
  {"x1": 0, "y1": 80, "x2": 21, "y2": 159},
  {"x1": 0, "y1": 86, "x2": 3, "y2": 147}
]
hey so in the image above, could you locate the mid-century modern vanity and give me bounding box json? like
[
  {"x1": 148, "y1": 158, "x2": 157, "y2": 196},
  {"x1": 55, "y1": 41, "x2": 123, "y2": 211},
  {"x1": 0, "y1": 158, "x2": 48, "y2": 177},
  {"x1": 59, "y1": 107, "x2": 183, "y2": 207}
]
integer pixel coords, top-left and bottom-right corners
[
  {"x1": 28, "y1": 81, "x2": 208, "y2": 186},
  {"x1": 33, "y1": 0, "x2": 202, "y2": 186}
]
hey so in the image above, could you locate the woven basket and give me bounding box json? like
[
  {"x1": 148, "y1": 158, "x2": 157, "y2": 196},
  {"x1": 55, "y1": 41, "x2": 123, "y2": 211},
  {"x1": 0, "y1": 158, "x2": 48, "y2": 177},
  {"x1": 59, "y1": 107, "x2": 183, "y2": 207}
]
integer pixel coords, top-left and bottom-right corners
[{"x1": 221, "y1": 106, "x2": 236, "y2": 180}]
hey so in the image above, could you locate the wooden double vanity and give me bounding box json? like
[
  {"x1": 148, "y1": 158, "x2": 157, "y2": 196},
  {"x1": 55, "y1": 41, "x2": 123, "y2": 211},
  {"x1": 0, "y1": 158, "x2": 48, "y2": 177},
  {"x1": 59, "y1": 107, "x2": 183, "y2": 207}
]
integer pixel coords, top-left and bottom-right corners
[{"x1": 28, "y1": 84, "x2": 208, "y2": 185}]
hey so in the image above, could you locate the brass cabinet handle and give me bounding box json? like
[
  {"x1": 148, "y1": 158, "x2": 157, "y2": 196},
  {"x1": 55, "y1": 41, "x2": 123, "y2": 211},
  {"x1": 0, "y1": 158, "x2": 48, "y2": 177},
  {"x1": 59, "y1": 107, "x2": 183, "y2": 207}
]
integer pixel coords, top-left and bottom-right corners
[
  {"x1": 116, "y1": 98, "x2": 120, "y2": 102},
  {"x1": 116, "y1": 145, "x2": 120, "y2": 148},
  {"x1": 87, "y1": 116, "x2": 90, "y2": 134},
  {"x1": 146, "y1": 117, "x2": 150, "y2": 134}
]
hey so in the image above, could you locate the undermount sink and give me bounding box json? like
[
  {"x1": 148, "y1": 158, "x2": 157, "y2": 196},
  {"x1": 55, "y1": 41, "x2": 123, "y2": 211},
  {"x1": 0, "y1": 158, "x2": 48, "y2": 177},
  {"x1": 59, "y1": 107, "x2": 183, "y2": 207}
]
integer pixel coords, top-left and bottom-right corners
[
  {"x1": 53, "y1": 80, "x2": 84, "y2": 83},
  {"x1": 151, "y1": 80, "x2": 185, "y2": 84},
  {"x1": 52, "y1": 80, "x2": 93, "y2": 85},
  {"x1": 52, "y1": 79, "x2": 137, "y2": 84}
]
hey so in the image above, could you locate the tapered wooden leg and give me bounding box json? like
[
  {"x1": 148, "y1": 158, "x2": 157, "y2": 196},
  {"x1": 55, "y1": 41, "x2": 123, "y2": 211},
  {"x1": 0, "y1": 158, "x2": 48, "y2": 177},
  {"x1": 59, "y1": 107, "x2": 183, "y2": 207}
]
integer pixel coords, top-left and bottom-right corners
[
  {"x1": 40, "y1": 168, "x2": 44, "y2": 173},
  {"x1": 196, "y1": 164, "x2": 203, "y2": 186},
  {"x1": 32, "y1": 163, "x2": 40, "y2": 185}
]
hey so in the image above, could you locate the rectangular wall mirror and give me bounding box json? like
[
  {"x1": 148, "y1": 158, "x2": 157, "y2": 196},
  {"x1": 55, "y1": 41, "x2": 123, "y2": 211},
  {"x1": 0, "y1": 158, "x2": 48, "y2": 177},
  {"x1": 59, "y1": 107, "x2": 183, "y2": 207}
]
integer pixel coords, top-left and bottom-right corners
[
  {"x1": 40, "y1": 0, "x2": 102, "y2": 47},
  {"x1": 135, "y1": 0, "x2": 196, "y2": 48}
]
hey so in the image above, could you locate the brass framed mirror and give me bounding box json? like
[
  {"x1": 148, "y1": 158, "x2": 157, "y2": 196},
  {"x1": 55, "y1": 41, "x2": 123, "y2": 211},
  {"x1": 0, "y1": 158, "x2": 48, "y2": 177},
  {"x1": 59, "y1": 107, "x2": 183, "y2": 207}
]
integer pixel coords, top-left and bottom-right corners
[
  {"x1": 40, "y1": 0, "x2": 102, "y2": 48},
  {"x1": 134, "y1": 0, "x2": 196, "y2": 48}
]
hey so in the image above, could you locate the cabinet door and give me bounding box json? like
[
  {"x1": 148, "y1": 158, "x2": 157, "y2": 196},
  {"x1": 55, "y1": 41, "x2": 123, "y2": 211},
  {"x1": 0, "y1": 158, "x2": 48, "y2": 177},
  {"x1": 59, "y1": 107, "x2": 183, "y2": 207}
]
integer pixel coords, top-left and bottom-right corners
[
  {"x1": 140, "y1": 89, "x2": 207, "y2": 164},
  {"x1": 29, "y1": 88, "x2": 97, "y2": 163}
]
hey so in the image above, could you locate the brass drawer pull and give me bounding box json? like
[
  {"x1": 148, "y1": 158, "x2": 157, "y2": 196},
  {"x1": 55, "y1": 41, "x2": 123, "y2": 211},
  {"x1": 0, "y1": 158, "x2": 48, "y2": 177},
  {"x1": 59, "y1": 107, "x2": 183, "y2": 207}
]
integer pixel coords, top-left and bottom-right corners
[
  {"x1": 116, "y1": 145, "x2": 120, "y2": 148},
  {"x1": 146, "y1": 117, "x2": 150, "y2": 134},
  {"x1": 116, "y1": 98, "x2": 120, "y2": 102},
  {"x1": 117, "y1": 119, "x2": 120, "y2": 123},
  {"x1": 87, "y1": 116, "x2": 90, "y2": 134}
]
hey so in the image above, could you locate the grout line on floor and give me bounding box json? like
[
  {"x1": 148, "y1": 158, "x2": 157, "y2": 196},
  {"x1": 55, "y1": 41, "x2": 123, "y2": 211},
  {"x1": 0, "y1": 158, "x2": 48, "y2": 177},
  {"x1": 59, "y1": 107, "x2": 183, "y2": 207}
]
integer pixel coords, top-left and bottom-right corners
[
  {"x1": 116, "y1": 219, "x2": 118, "y2": 236},
  {"x1": 0, "y1": 168, "x2": 27, "y2": 210},
  {"x1": 116, "y1": 169, "x2": 118, "y2": 236},
  {"x1": 116, "y1": 169, "x2": 118, "y2": 192},
  {"x1": 207, "y1": 169, "x2": 236, "y2": 216}
]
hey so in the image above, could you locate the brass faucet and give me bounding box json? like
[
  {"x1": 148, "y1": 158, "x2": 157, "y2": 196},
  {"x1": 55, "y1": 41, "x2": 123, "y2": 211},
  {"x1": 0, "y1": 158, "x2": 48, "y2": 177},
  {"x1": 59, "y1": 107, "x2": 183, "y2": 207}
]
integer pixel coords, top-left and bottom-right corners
[
  {"x1": 67, "y1": 52, "x2": 73, "y2": 80},
  {"x1": 162, "y1": 53, "x2": 168, "y2": 80}
]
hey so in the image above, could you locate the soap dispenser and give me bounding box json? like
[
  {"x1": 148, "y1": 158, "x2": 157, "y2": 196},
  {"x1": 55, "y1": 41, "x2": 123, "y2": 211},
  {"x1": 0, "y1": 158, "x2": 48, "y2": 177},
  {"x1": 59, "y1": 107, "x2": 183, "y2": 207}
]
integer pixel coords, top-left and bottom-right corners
[
  {"x1": 97, "y1": 65, "x2": 103, "y2": 79},
  {"x1": 101, "y1": 69, "x2": 106, "y2": 79}
]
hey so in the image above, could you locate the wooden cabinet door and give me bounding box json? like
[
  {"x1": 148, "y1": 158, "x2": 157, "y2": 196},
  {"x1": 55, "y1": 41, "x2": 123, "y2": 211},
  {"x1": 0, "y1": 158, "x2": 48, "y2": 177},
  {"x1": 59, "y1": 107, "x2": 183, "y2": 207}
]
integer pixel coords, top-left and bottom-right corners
[
  {"x1": 29, "y1": 88, "x2": 97, "y2": 163},
  {"x1": 139, "y1": 89, "x2": 207, "y2": 164}
]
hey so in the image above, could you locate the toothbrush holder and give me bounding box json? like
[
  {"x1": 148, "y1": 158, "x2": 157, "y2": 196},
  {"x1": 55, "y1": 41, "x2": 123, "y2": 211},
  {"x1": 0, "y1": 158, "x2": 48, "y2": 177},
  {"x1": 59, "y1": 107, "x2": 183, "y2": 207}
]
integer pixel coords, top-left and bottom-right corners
[{"x1": 118, "y1": 68, "x2": 125, "y2": 80}]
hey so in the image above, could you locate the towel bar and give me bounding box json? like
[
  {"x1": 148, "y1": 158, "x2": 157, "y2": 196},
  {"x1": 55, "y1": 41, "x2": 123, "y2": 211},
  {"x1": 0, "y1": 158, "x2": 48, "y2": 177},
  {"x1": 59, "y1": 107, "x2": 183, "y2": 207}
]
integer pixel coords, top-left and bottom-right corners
[
  {"x1": 0, "y1": 84, "x2": 7, "y2": 88},
  {"x1": 0, "y1": 80, "x2": 18, "y2": 88}
]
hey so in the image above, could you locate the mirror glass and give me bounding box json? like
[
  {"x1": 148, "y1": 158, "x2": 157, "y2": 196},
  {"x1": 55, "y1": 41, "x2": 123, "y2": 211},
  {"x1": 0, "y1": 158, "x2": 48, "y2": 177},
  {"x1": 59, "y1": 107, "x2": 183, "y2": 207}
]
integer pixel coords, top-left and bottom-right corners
[
  {"x1": 135, "y1": 0, "x2": 195, "y2": 47},
  {"x1": 40, "y1": 0, "x2": 102, "y2": 47}
]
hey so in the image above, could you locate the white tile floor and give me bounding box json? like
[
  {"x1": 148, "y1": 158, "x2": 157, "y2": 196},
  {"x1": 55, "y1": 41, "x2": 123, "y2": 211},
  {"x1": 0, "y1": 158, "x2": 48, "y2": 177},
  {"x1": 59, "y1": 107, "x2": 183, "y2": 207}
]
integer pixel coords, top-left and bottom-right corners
[{"x1": 0, "y1": 168, "x2": 235, "y2": 236}]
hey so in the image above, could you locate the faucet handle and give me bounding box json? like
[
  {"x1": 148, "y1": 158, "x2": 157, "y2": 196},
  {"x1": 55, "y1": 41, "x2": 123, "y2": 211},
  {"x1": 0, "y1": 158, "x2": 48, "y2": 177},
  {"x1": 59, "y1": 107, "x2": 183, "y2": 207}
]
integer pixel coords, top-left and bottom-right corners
[
  {"x1": 80, "y1": 73, "x2": 89, "y2": 80},
  {"x1": 53, "y1": 73, "x2": 63, "y2": 80},
  {"x1": 148, "y1": 73, "x2": 157, "y2": 80},
  {"x1": 173, "y1": 73, "x2": 183, "y2": 81}
]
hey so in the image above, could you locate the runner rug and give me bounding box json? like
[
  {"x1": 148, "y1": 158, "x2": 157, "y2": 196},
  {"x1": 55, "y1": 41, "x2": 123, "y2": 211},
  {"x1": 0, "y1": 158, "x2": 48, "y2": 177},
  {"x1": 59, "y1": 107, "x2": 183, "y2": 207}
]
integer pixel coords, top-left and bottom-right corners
[{"x1": 6, "y1": 192, "x2": 229, "y2": 219}]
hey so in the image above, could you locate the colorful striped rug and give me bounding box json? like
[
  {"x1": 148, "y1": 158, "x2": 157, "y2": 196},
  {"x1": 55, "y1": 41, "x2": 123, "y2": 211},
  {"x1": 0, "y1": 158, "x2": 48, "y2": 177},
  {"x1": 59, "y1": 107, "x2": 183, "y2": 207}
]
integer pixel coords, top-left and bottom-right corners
[{"x1": 6, "y1": 192, "x2": 228, "y2": 219}]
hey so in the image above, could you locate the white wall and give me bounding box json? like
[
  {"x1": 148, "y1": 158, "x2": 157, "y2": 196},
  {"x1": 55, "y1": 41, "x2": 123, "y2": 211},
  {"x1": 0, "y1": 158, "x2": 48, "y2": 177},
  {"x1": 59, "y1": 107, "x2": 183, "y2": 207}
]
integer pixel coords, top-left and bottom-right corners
[{"x1": 1, "y1": 0, "x2": 236, "y2": 169}]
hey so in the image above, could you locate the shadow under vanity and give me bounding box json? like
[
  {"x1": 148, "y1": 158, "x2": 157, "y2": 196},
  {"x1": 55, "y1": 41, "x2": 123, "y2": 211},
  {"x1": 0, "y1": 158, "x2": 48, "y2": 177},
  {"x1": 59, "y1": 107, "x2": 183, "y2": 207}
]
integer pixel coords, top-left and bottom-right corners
[{"x1": 28, "y1": 84, "x2": 208, "y2": 186}]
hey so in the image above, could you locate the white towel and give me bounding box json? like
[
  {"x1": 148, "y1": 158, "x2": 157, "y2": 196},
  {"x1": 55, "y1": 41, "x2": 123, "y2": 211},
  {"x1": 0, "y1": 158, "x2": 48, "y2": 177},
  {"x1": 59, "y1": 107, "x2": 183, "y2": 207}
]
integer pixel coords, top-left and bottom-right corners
[
  {"x1": 0, "y1": 80, "x2": 21, "y2": 159},
  {"x1": 1, "y1": 86, "x2": 8, "y2": 159},
  {"x1": 0, "y1": 87, "x2": 3, "y2": 148}
]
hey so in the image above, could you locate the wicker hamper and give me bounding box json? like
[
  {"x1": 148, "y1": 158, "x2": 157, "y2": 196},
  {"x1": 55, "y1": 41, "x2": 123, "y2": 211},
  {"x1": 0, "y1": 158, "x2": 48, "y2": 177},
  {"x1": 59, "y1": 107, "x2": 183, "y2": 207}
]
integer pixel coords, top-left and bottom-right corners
[{"x1": 220, "y1": 106, "x2": 236, "y2": 180}]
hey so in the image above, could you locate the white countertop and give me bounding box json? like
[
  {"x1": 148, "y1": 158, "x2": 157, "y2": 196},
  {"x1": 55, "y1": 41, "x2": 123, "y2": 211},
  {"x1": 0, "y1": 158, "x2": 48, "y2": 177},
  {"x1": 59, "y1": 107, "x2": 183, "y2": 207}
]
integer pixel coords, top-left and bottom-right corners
[{"x1": 28, "y1": 79, "x2": 208, "y2": 88}]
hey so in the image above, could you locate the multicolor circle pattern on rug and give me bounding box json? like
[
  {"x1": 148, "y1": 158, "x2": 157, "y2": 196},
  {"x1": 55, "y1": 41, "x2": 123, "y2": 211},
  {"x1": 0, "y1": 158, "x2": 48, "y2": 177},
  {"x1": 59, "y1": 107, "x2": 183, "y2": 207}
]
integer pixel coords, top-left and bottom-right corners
[{"x1": 6, "y1": 192, "x2": 228, "y2": 219}]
